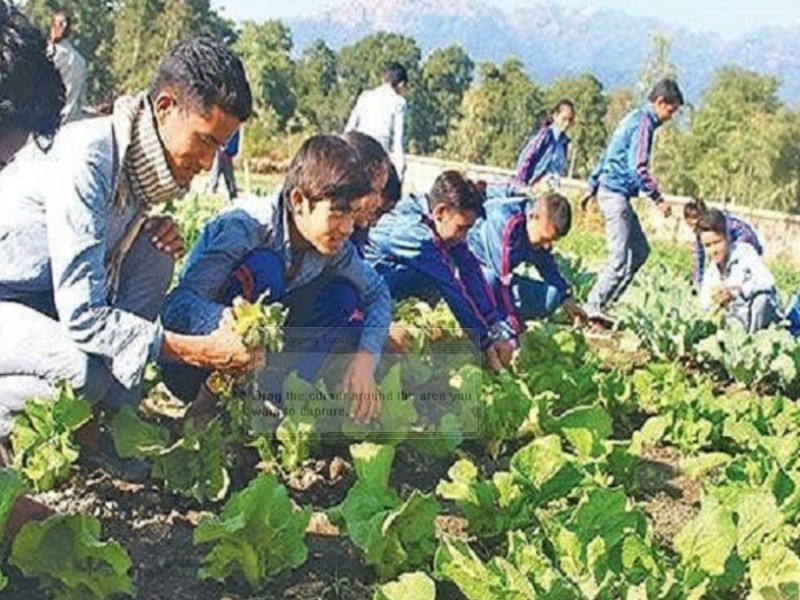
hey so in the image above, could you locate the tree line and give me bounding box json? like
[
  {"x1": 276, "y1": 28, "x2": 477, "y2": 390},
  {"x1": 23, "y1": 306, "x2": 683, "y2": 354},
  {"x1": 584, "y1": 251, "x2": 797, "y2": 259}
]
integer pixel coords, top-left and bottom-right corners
[{"x1": 23, "y1": 0, "x2": 800, "y2": 213}]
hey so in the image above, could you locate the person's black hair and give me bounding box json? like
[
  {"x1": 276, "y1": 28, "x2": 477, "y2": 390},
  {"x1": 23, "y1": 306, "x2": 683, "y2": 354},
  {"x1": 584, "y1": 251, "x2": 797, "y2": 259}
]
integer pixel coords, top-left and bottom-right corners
[
  {"x1": 282, "y1": 134, "x2": 372, "y2": 212},
  {"x1": 0, "y1": 0, "x2": 65, "y2": 141},
  {"x1": 340, "y1": 130, "x2": 391, "y2": 187},
  {"x1": 340, "y1": 130, "x2": 402, "y2": 213},
  {"x1": 695, "y1": 208, "x2": 727, "y2": 236},
  {"x1": 149, "y1": 36, "x2": 253, "y2": 122},
  {"x1": 382, "y1": 162, "x2": 402, "y2": 211},
  {"x1": 383, "y1": 62, "x2": 408, "y2": 88},
  {"x1": 684, "y1": 197, "x2": 708, "y2": 220},
  {"x1": 648, "y1": 78, "x2": 684, "y2": 107},
  {"x1": 428, "y1": 170, "x2": 485, "y2": 218},
  {"x1": 535, "y1": 193, "x2": 572, "y2": 237},
  {"x1": 540, "y1": 98, "x2": 575, "y2": 128}
]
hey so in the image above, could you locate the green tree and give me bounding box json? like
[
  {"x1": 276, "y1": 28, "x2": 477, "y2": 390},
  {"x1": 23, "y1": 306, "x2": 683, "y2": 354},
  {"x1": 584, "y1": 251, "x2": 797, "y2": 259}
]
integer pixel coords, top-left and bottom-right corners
[
  {"x1": 111, "y1": 0, "x2": 234, "y2": 95},
  {"x1": 24, "y1": 0, "x2": 115, "y2": 104},
  {"x1": 234, "y1": 20, "x2": 296, "y2": 127},
  {"x1": 414, "y1": 45, "x2": 474, "y2": 154},
  {"x1": 445, "y1": 58, "x2": 543, "y2": 168},
  {"x1": 657, "y1": 67, "x2": 800, "y2": 211},
  {"x1": 546, "y1": 74, "x2": 608, "y2": 178},
  {"x1": 604, "y1": 87, "x2": 635, "y2": 135},
  {"x1": 336, "y1": 32, "x2": 421, "y2": 102},
  {"x1": 295, "y1": 39, "x2": 343, "y2": 133}
]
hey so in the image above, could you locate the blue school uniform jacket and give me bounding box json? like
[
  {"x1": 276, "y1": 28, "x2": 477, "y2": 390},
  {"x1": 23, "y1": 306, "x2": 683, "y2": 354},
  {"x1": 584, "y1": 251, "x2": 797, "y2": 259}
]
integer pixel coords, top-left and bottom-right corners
[
  {"x1": 588, "y1": 104, "x2": 664, "y2": 202},
  {"x1": 365, "y1": 195, "x2": 511, "y2": 349},
  {"x1": 467, "y1": 196, "x2": 570, "y2": 332},
  {"x1": 514, "y1": 124, "x2": 570, "y2": 187}
]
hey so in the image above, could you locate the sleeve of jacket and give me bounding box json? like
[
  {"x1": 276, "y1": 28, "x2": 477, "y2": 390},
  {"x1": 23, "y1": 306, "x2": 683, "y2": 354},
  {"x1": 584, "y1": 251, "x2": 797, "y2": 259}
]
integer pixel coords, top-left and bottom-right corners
[
  {"x1": 555, "y1": 137, "x2": 570, "y2": 176},
  {"x1": 161, "y1": 210, "x2": 262, "y2": 340},
  {"x1": 514, "y1": 128, "x2": 550, "y2": 185},
  {"x1": 629, "y1": 113, "x2": 663, "y2": 202},
  {"x1": 450, "y1": 242, "x2": 505, "y2": 327},
  {"x1": 344, "y1": 94, "x2": 362, "y2": 133},
  {"x1": 587, "y1": 148, "x2": 607, "y2": 194},
  {"x1": 729, "y1": 216, "x2": 764, "y2": 255},
  {"x1": 45, "y1": 141, "x2": 162, "y2": 390},
  {"x1": 391, "y1": 98, "x2": 407, "y2": 177},
  {"x1": 729, "y1": 244, "x2": 776, "y2": 301},
  {"x1": 527, "y1": 248, "x2": 571, "y2": 304},
  {"x1": 382, "y1": 223, "x2": 493, "y2": 348}
]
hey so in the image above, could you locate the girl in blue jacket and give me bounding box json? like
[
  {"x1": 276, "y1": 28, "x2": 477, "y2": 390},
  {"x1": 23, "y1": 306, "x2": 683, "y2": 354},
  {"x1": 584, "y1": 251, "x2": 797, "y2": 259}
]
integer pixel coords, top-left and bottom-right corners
[{"x1": 513, "y1": 99, "x2": 575, "y2": 189}]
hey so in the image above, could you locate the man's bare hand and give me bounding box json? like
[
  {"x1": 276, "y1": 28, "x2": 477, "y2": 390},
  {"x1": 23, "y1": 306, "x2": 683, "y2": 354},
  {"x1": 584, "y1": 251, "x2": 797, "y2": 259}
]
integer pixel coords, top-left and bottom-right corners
[
  {"x1": 204, "y1": 321, "x2": 264, "y2": 372},
  {"x1": 485, "y1": 339, "x2": 514, "y2": 373},
  {"x1": 144, "y1": 216, "x2": 185, "y2": 259},
  {"x1": 386, "y1": 322, "x2": 413, "y2": 354}
]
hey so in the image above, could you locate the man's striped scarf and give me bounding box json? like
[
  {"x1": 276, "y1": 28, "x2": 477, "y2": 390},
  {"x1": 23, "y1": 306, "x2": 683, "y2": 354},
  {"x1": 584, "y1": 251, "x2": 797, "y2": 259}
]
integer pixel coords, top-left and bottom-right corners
[{"x1": 106, "y1": 93, "x2": 187, "y2": 299}]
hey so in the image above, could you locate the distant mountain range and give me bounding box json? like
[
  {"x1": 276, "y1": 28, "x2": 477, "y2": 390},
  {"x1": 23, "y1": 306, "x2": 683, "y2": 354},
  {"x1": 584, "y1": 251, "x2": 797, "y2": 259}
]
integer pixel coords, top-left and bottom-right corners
[{"x1": 284, "y1": 0, "x2": 800, "y2": 104}]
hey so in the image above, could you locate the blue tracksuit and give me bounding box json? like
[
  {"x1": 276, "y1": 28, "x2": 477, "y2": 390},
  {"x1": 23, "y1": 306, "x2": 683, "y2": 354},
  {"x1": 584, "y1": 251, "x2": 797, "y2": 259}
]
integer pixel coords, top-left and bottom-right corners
[
  {"x1": 365, "y1": 195, "x2": 510, "y2": 349},
  {"x1": 584, "y1": 104, "x2": 665, "y2": 315},
  {"x1": 467, "y1": 196, "x2": 570, "y2": 332},
  {"x1": 514, "y1": 124, "x2": 570, "y2": 187},
  {"x1": 588, "y1": 104, "x2": 663, "y2": 202}
]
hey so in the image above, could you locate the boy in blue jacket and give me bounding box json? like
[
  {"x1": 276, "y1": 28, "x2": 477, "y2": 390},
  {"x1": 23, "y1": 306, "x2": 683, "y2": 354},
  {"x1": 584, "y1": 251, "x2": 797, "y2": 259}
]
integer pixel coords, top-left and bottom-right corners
[
  {"x1": 514, "y1": 99, "x2": 574, "y2": 189},
  {"x1": 366, "y1": 170, "x2": 515, "y2": 372},
  {"x1": 160, "y1": 135, "x2": 392, "y2": 425},
  {"x1": 468, "y1": 192, "x2": 587, "y2": 333},
  {"x1": 581, "y1": 79, "x2": 684, "y2": 327}
]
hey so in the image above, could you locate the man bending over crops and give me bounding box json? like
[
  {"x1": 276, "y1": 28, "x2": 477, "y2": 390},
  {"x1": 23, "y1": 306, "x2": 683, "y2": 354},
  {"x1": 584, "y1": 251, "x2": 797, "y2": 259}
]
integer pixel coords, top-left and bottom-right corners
[
  {"x1": 467, "y1": 192, "x2": 588, "y2": 333},
  {"x1": 697, "y1": 209, "x2": 778, "y2": 333},
  {"x1": 683, "y1": 197, "x2": 763, "y2": 289},
  {"x1": 0, "y1": 37, "x2": 259, "y2": 476},
  {"x1": 365, "y1": 171, "x2": 516, "y2": 372},
  {"x1": 581, "y1": 79, "x2": 684, "y2": 329},
  {"x1": 159, "y1": 135, "x2": 392, "y2": 425}
]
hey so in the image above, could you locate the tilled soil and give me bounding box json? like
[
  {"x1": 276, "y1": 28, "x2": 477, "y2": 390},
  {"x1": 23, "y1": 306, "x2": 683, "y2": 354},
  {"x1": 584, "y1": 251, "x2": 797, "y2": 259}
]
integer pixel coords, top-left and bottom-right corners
[{"x1": 2, "y1": 442, "x2": 466, "y2": 600}]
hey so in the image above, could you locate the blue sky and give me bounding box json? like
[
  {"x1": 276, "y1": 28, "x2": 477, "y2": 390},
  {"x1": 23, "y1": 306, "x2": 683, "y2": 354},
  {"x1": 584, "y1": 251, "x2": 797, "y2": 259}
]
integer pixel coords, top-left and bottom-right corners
[{"x1": 212, "y1": 0, "x2": 800, "y2": 39}]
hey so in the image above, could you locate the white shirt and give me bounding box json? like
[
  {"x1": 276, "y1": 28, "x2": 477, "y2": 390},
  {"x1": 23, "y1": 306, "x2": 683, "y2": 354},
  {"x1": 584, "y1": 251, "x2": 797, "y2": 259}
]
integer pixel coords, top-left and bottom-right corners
[
  {"x1": 699, "y1": 241, "x2": 776, "y2": 313},
  {"x1": 52, "y1": 40, "x2": 87, "y2": 123},
  {"x1": 345, "y1": 83, "x2": 407, "y2": 177}
]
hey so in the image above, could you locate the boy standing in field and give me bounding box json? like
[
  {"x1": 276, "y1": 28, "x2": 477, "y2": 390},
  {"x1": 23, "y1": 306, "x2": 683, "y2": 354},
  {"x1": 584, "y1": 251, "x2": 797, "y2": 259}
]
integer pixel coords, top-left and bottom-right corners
[
  {"x1": 345, "y1": 62, "x2": 408, "y2": 180},
  {"x1": 581, "y1": 78, "x2": 684, "y2": 328}
]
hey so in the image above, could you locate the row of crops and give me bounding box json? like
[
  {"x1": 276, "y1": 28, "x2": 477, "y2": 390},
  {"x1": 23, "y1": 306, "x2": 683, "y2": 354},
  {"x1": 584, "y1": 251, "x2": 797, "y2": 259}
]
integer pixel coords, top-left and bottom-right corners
[{"x1": 2, "y1": 195, "x2": 800, "y2": 599}]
